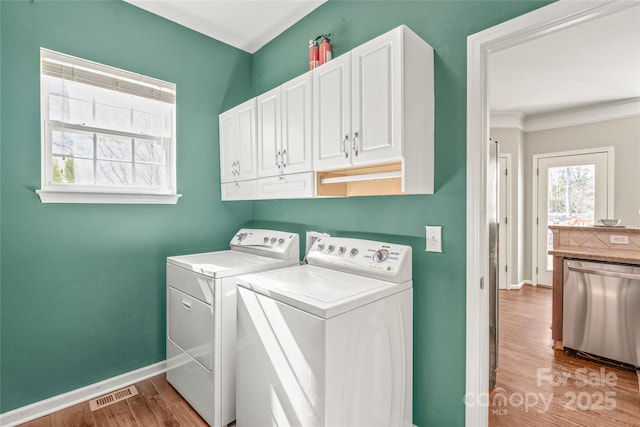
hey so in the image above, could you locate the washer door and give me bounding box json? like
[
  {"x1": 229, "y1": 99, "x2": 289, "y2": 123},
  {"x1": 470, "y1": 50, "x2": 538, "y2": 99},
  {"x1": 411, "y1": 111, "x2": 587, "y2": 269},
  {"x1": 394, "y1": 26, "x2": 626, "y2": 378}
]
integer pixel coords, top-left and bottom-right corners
[{"x1": 168, "y1": 286, "x2": 213, "y2": 370}]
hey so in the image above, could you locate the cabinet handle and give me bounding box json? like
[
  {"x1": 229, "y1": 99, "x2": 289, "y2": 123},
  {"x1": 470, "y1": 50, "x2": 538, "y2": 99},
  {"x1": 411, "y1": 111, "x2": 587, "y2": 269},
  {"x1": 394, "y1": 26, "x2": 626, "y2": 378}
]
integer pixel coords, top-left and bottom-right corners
[
  {"x1": 342, "y1": 135, "x2": 349, "y2": 158},
  {"x1": 237, "y1": 161, "x2": 240, "y2": 173},
  {"x1": 353, "y1": 132, "x2": 359, "y2": 156},
  {"x1": 276, "y1": 151, "x2": 281, "y2": 168},
  {"x1": 282, "y1": 149, "x2": 287, "y2": 168},
  {"x1": 181, "y1": 299, "x2": 192, "y2": 311}
]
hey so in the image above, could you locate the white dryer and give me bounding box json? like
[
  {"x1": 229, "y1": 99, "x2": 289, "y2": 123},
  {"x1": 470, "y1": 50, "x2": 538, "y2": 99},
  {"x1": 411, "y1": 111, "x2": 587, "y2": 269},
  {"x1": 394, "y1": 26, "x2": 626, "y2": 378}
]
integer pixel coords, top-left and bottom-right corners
[
  {"x1": 236, "y1": 236, "x2": 413, "y2": 427},
  {"x1": 166, "y1": 229, "x2": 300, "y2": 427}
]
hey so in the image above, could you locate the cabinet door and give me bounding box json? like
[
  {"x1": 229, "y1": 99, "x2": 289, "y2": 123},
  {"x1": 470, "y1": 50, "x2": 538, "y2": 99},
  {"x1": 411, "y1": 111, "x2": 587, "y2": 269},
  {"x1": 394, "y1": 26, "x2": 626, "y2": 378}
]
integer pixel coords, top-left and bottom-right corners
[
  {"x1": 281, "y1": 72, "x2": 312, "y2": 174},
  {"x1": 313, "y1": 54, "x2": 351, "y2": 170},
  {"x1": 219, "y1": 108, "x2": 238, "y2": 183},
  {"x1": 351, "y1": 28, "x2": 402, "y2": 165},
  {"x1": 257, "y1": 88, "x2": 281, "y2": 178},
  {"x1": 236, "y1": 99, "x2": 258, "y2": 180}
]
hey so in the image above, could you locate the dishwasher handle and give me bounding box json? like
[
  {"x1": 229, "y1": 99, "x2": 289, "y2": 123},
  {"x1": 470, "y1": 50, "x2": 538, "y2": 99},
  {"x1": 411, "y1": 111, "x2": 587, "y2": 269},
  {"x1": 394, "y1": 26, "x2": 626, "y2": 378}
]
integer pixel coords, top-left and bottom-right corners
[{"x1": 567, "y1": 265, "x2": 640, "y2": 281}]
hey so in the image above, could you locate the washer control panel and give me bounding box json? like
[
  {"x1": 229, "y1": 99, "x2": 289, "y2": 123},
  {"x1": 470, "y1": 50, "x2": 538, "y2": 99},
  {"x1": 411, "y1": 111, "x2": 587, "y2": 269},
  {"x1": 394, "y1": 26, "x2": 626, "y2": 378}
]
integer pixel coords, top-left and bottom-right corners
[
  {"x1": 307, "y1": 237, "x2": 412, "y2": 283},
  {"x1": 230, "y1": 229, "x2": 299, "y2": 260}
]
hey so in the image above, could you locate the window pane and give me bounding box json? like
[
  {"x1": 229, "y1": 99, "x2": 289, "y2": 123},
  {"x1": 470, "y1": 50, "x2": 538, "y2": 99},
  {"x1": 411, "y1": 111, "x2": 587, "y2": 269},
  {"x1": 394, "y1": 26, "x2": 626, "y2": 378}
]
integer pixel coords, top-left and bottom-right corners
[
  {"x1": 96, "y1": 161, "x2": 132, "y2": 186},
  {"x1": 95, "y1": 103, "x2": 131, "y2": 132},
  {"x1": 135, "y1": 164, "x2": 166, "y2": 187},
  {"x1": 135, "y1": 139, "x2": 165, "y2": 164},
  {"x1": 52, "y1": 156, "x2": 93, "y2": 184},
  {"x1": 132, "y1": 110, "x2": 169, "y2": 136},
  {"x1": 52, "y1": 130, "x2": 93, "y2": 158},
  {"x1": 49, "y1": 94, "x2": 93, "y2": 125},
  {"x1": 97, "y1": 135, "x2": 132, "y2": 161}
]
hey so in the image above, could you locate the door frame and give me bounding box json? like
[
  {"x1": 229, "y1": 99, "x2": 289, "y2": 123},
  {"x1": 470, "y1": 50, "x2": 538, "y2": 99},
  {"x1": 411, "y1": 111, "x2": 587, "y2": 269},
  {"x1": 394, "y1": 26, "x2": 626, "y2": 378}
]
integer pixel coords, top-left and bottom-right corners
[
  {"x1": 465, "y1": 2, "x2": 634, "y2": 426},
  {"x1": 498, "y1": 153, "x2": 512, "y2": 290},
  {"x1": 531, "y1": 147, "x2": 614, "y2": 286}
]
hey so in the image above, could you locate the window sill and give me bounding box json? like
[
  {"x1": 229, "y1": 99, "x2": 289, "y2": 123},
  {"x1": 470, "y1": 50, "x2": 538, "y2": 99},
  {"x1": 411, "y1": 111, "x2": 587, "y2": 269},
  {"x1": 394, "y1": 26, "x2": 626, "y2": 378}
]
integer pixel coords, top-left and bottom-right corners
[{"x1": 36, "y1": 189, "x2": 182, "y2": 204}]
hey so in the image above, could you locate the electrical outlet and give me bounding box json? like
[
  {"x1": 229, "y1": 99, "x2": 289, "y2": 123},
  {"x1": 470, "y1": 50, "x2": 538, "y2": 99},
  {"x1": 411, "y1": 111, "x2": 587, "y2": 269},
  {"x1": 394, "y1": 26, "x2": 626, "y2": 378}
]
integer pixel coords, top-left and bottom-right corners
[
  {"x1": 609, "y1": 235, "x2": 629, "y2": 245},
  {"x1": 425, "y1": 226, "x2": 442, "y2": 252}
]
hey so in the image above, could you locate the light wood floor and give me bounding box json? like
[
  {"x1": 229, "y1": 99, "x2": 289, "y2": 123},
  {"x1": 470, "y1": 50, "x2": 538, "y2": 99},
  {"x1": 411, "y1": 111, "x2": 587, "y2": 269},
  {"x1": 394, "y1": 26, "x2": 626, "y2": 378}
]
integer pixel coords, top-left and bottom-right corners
[
  {"x1": 19, "y1": 374, "x2": 210, "y2": 427},
  {"x1": 490, "y1": 285, "x2": 640, "y2": 427},
  {"x1": 19, "y1": 285, "x2": 640, "y2": 426}
]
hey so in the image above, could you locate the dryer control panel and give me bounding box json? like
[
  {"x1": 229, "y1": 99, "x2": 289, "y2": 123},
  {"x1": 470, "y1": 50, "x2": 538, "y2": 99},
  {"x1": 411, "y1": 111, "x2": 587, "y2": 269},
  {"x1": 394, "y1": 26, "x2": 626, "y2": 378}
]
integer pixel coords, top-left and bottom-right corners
[
  {"x1": 230, "y1": 229, "x2": 300, "y2": 260},
  {"x1": 307, "y1": 237, "x2": 412, "y2": 283}
]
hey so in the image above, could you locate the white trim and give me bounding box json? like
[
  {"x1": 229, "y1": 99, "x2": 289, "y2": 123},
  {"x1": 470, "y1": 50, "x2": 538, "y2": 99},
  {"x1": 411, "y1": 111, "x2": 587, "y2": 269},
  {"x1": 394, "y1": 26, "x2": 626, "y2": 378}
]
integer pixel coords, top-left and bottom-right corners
[
  {"x1": 0, "y1": 361, "x2": 167, "y2": 427},
  {"x1": 36, "y1": 189, "x2": 182, "y2": 204},
  {"x1": 531, "y1": 147, "x2": 614, "y2": 285},
  {"x1": 508, "y1": 279, "x2": 531, "y2": 291},
  {"x1": 490, "y1": 112, "x2": 524, "y2": 130},
  {"x1": 498, "y1": 153, "x2": 512, "y2": 291},
  {"x1": 466, "y1": 2, "x2": 635, "y2": 426},
  {"x1": 524, "y1": 97, "x2": 640, "y2": 132}
]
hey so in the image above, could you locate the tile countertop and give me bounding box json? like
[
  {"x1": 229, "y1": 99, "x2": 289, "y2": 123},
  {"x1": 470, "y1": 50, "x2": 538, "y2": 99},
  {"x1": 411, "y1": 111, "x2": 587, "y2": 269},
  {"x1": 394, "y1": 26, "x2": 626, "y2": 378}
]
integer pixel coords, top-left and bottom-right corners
[{"x1": 548, "y1": 224, "x2": 640, "y2": 265}]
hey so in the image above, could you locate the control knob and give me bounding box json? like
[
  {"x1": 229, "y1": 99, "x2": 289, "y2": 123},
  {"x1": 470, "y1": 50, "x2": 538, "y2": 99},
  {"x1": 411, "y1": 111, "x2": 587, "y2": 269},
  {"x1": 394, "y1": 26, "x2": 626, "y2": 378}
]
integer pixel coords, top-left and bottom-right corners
[
  {"x1": 327, "y1": 245, "x2": 335, "y2": 253},
  {"x1": 349, "y1": 248, "x2": 359, "y2": 257},
  {"x1": 277, "y1": 238, "x2": 285, "y2": 245},
  {"x1": 338, "y1": 246, "x2": 346, "y2": 255},
  {"x1": 373, "y1": 249, "x2": 389, "y2": 263},
  {"x1": 316, "y1": 243, "x2": 325, "y2": 251}
]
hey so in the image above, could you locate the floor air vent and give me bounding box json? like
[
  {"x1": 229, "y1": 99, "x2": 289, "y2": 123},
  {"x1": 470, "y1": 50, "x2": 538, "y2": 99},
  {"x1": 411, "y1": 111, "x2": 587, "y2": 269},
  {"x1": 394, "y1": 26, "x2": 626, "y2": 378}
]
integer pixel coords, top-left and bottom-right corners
[{"x1": 89, "y1": 385, "x2": 138, "y2": 411}]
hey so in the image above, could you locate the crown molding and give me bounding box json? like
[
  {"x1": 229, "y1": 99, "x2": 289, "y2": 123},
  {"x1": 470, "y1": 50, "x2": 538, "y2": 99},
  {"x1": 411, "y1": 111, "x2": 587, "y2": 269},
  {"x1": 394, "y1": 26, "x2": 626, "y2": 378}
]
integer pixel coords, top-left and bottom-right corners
[
  {"x1": 524, "y1": 97, "x2": 640, "y2": 132},
  {"x1": 489, "y1": 112, "x2": 524, "y2": 130},
  {"x1": 491, "y1": 97, "x2": 640, "y2": 132}
]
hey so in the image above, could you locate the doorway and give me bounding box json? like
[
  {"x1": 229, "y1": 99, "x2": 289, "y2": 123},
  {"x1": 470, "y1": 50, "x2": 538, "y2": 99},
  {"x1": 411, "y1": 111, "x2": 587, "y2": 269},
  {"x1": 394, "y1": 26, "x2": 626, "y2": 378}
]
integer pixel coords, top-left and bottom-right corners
[
  {"x1": 465, "y1": 2, "x2": 636, "y2": 427},
  {"x1": 532, "y1": 148, "x2": 613, "y2": 286}
]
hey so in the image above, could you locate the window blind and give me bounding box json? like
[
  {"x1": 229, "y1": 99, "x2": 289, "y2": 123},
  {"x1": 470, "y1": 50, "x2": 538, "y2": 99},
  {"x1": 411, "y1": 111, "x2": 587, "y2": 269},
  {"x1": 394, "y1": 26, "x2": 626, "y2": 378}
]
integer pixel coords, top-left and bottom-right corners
[{"x1": 41, "y1": 49, "x2": 175, "y2": 104}]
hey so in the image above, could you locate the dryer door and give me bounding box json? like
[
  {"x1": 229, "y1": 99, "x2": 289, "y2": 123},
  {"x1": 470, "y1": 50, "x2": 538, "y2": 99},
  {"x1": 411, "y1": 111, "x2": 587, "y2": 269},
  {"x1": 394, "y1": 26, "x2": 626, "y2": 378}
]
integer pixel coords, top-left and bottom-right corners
[{"x1": 168, "y1": 286, "x2": 213, "y2": 370}]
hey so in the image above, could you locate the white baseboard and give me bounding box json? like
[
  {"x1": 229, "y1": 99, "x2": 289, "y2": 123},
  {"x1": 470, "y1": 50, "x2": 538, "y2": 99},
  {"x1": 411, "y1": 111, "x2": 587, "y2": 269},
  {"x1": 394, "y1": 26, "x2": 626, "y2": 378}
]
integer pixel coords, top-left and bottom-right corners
[
  {"x1": 0, "y1": 361, "x2": 167, "y2": 427},
  {"x1": 508, "y1": 280, "x2": 531, "y2": 290}
]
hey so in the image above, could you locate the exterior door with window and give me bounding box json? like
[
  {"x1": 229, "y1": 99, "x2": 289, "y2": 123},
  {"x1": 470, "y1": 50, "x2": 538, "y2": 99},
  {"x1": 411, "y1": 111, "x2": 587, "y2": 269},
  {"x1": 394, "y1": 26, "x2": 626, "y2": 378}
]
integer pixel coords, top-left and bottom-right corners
[{"x1": 535, "y1": 150, "x2": 612, "y2": 285}]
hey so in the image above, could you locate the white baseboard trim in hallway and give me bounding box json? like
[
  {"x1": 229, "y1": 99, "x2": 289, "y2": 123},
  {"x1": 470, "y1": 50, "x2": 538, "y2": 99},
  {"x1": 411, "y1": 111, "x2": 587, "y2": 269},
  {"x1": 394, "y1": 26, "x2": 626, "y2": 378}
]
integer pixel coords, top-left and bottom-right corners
[
  {"x1": 0, "y1": 361, "x2": 167, "y2": 427},
  {"x1": 508, "y1": 280, "x2": 531, "y2": 290}
]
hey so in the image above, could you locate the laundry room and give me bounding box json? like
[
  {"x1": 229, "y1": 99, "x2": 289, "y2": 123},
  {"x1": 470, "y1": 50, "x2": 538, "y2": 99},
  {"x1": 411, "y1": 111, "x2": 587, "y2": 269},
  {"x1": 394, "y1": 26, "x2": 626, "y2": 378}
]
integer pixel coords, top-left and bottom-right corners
[{"x1": 3, "y1": 1, "x2": 638, "y2": 427}]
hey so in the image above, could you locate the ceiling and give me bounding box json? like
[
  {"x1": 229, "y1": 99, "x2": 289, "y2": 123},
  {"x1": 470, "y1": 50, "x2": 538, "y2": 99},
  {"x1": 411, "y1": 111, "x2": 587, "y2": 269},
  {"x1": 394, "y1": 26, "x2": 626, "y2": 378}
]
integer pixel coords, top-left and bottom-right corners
[
  {"x1": 489, "y1": 4, "x2": 640, "y2": 117},
  {"x1": 124, "y1": 1, "x2": 639, "y2": 117},
  {"x1": 124, "y1": 0, "x2": 326, "y2": 53}
]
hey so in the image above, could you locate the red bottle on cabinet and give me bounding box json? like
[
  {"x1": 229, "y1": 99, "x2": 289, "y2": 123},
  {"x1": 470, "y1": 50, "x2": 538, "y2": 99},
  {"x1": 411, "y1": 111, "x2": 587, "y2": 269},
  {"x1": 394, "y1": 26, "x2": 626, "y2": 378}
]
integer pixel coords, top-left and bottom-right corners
[
  {"x1": 319, "y1": 35, "x2": 332, "y2": 65},
  {"x1": 309, "y1": 39, "x2": 319, "y2": 70}
]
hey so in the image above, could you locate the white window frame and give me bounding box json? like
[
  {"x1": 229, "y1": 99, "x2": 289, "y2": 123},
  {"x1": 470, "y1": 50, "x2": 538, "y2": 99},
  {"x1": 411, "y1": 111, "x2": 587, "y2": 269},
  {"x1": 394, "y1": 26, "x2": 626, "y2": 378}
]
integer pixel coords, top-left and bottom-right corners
[{"x1": 37, "y1": 49, "x2": 181, "y2": 204}]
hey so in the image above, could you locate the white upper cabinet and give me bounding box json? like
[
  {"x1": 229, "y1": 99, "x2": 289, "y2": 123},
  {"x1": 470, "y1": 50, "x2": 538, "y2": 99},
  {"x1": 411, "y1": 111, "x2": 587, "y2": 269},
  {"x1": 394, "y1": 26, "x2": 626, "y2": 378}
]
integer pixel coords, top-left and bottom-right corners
[
  {"x1": 258, "y1": 72, "x2": 313, "y2": 178},
  {"x1": 313, "y1": 25, "x2": 434, "y2": 194},
  {"x1": 219, "y1": 25, "x2": 433, "y2": 200},
  {"x1": 313, "y1": 54, "x2": 351, "y2": 170},
  {"x1": 351, "y1": 28, "x2": 402, "y2": 165},
  {"x1": 219, "y1": 98, "x2": 258, "y2": 183}
]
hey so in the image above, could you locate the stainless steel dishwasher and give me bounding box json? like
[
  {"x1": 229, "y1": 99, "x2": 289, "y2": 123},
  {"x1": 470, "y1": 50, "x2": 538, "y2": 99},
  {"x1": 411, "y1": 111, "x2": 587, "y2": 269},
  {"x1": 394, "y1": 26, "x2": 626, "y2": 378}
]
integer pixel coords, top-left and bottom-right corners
[{"x1": 563, "y1": 259, "x2": 640, "y2": 367}]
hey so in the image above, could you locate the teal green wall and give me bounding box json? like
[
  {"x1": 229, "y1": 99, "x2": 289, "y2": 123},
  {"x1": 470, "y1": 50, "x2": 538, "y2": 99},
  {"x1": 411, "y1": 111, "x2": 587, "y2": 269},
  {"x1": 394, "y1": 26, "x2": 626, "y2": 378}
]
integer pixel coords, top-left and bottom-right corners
[
  {"x1": 0, "y1": 0, "x2": 554, "y2": 424},
  {"x1": 0, "y1": 0, "x2": 253, "y2": 412},
  {"x1": 250, "y1": 1, "x2": 550, "y2": 426}
]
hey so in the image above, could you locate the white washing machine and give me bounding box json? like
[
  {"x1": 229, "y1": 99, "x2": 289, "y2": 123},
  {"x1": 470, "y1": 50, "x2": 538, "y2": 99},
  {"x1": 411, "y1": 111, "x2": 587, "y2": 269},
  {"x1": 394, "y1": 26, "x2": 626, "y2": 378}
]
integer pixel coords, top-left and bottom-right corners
[
  {"x1": 166, "y1": 229, "x2": 300, "y2": 427},
  {"x1": 235, "y1": 236, "x2": 413, "y2": 427}
]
